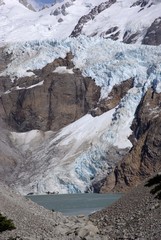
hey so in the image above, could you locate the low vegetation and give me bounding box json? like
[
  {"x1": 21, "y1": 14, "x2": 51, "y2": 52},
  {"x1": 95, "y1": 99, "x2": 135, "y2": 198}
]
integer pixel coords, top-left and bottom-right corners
[{"x1": 0, "y1": 213, "x2": 16, "y2": 232}]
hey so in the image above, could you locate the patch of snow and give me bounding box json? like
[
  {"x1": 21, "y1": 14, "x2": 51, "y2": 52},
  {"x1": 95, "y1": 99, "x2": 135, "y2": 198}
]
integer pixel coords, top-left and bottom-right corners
[
  {"x1": 3, "y1": 81, "x2": 44, "y2": 95},
  {"x1": 10, "y1": 129, "x2": 53, "y2": 152},
  {"x1": 53, "y1": 66, "x2": 74, "y2": 74},
  {"x1": 10, "y1": 109, "x2": 115, "y2": 194},
  {"x1": 27, "y1": 80, "x2": 44, "y2": 88}
]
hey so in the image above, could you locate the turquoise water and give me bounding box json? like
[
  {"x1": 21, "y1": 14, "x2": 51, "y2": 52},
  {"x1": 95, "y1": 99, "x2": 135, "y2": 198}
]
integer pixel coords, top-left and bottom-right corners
[{"x1": 27, "y1": 193, "x2": 122, "y2": 216}]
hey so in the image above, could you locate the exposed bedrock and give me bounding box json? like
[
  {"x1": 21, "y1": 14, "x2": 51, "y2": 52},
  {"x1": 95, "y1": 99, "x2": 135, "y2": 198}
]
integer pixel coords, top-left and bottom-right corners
[
  {"x1": 91, "y1": 78, "x2": 133, "y2": 116},
  {"x1": 142, "y1": 17, "x2": 161, "y2": 46},
  {"x1": 101, "y1": 89, "x2": 161, "y2": 192},
  {"x1": 0, "y1": 53, "x2": 100, "y2": 132}
]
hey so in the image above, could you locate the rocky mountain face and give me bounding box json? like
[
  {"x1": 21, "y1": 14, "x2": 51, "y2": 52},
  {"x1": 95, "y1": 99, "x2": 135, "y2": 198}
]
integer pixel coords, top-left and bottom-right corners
[
  {"x1": 1, "y1": 53, "x2": 100, "y2": 132},
  {"x1": 142, "y1": 17, "x2": 161, "y2": 45},
  {"x1": 101, "y1": 89, "x2": 161, "y2": 192}
]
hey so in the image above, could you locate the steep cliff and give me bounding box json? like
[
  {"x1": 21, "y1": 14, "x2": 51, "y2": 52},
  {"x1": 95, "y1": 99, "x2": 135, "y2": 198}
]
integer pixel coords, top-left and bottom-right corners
[
  {"x1": 0, "y1": 53, "x2": 100, "y2": 132},
  {"x1": 101, "y1": 89, "x2": 161, "y2": 192}
]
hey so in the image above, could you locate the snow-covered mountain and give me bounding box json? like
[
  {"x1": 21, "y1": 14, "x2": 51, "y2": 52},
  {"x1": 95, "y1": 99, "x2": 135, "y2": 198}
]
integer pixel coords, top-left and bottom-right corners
[
  {"x1": 0, "y1": 0, "x2": 161, "y2": 195},
  {"x1": 0, "y1": 0, "x2": 161, "y2": 44}
]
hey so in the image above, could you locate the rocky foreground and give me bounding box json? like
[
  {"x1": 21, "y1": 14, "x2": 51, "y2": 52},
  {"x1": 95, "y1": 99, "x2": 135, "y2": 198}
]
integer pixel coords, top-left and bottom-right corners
[
  {"x1": 90, "y1": 174, "x2": 161, "y2": 239},
  {"x1": 0, "y1": 182, "x2": 100, "y2": 240},
  {"x1": 1, "y1": 174, "x2": 161, "y2": 240}
]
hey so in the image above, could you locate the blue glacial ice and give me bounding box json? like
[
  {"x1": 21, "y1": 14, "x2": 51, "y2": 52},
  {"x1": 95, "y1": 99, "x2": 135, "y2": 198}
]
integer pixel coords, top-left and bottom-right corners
[{"x1": 5, "y1": 36, "x2": 161, "y2": 194}]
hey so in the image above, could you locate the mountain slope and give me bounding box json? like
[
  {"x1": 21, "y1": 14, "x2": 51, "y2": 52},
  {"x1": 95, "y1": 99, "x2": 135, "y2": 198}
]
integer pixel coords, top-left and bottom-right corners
[
  {"x1": 0, "y1": 36, "x2": 161, "y2": 194},
  {"x1": 0, "y1": 0, "x2": 161, "y2": 44},
  {"x1": 0, "y1": 0, "x2": 161, "y2": 194}
]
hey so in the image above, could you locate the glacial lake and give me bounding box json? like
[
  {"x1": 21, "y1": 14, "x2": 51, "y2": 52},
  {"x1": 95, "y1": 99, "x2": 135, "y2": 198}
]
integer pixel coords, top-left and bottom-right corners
[{"x1": 27, "y1": 193, "x2": 122, "y2": 216}]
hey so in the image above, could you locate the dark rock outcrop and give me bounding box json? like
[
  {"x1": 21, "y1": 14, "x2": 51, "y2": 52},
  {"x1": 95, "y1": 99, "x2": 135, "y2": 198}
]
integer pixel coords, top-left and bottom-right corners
[
  {"x1": 101, "y1": 89, "x2": 161, "y2": 192},
  {"x1": 130, "y1": 0, "x2": 150, "y2": 8},
  {"x1": 91, "y1": 78, "x2": 133, "y2": 116},
  {"x1": 123, "y1": 31, "x2": 140, "y2": 44},
  {"x1": 142, "y1": 17, "x2": 161, "y2": 46},
  {"x1": 0, "y1": 53, "x2": 100, "y2": 132},
  {"x1": 99, "y1": 26, "x2": 120, "y2": 41}
]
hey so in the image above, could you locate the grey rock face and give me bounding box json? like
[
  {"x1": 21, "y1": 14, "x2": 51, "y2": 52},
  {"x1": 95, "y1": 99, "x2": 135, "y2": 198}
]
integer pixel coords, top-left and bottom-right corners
[
  {"x1": 58, "y1": 17, "x2": 63, "y2": 22},
  {"x1": 50, "y1": 2, "x2": 72, "y2": 16},
  {"x1": 19, "y1": 0, "x2": 35, "y2": 11},
  {"x1": 0, "y1": 0, "x2": 4, "y2": 6},
  {"x1": 130, "y1": 0, "x2": 150, "y2": 8},
  {"x1": 51, "y1": 7, "x2": 61, "y2": 16},
  {"x1": 123, "y1": 31, "x2": 139, "y2": 44},
  {"x1": 142, "y1": 17, "x2": 161, "y2": 45}
]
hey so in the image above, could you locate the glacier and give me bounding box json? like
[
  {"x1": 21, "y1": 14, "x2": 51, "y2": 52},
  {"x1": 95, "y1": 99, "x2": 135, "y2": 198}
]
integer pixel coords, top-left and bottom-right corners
[
  {"x1": 2, "y1": 36, "x2": 161, "y2": 96},
  {"x1": 2, "y1": 35, "x2": 161, "y2": 194}
]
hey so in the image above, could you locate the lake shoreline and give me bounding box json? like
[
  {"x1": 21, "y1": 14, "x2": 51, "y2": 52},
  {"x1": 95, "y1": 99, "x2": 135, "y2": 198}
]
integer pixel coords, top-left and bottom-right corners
[{"x1": 26, "y1": 193, "x2": 122, "y2": 216}]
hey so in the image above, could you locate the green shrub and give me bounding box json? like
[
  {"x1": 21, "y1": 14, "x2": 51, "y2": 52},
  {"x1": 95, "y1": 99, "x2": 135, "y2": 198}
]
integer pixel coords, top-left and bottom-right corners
[{"x1": 0, "y1": 213, "x2": 16, "y2": 232}]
